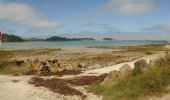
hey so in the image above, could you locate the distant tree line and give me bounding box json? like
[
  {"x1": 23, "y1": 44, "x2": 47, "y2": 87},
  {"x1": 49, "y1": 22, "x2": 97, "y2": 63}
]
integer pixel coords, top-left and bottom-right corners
[
  {"x1": 2, "y1": 34, "x2": 24, "y2": 42},
  {"x1": 1, "y1": 33, "x2": 95, "y2": 42}
]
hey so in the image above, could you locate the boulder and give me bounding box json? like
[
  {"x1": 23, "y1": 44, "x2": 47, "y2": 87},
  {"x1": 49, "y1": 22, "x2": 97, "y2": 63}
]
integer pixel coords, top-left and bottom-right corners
[
  {"x1": 52, "y1": 62, "x2": 60, "y2": 68},
  {"x1": 33, "y1": 58, "x2": 39, "y2": 64},
  {"x1": 102, "y1": 70, "x2": 120, "y2": 84},
  {"x1": 65, "y1": 65, "x2": 74, "y2": 71},
  {"x1": 58, "y1": 67, "x2": 65, "y2": 72},
  {"x1": 41, "y1": 65, "x2": 50, "y2": 72},
  {"x1": 34, "y1": 62, "x2": 43, "y2": 71},
  {"x1": 52, "y1": 59, "x2": 58, "y2": 64},
  {"x1": 15, "y1": 60, "x2": 24, "y2": 66},
  {"x1": 50, "y1": 67, "x2": 58, "y2": 73},
  {"x1": 133, "y1": 59, "x2": 148, "y2": 75},
  {"x1": 119, "y1": 64, "x2": 132, "y2": 76},
  {"x1": 78, "y1": 63, "x2": 87, "y2": 68},
  {"x1": 134, "y1": 59, "x2": 148, "y2": 71}
]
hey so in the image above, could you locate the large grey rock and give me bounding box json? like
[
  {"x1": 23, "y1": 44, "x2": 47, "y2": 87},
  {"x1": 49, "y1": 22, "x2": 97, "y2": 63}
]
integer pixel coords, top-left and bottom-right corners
[
  {"x1": 134, "y1": 59, "x2": 148, "y2": 71},
  {"x1": 119, "y1": 64, "x2": 132, "y2": 76},
  {"x1": 102, "y1": 70, "x2": 120, "y2": 84},
  {"x1": 133, "y1": 59, "x2": 148, "y2": 75}
]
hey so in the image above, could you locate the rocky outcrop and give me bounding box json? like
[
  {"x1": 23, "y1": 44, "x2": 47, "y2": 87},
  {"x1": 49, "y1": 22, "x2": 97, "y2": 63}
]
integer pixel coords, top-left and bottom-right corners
[
  {"x1": 101, "y1": 64, "x2": 132, "y2": 84},
  {"x1": 119, "y1": 64, "x2": 132, "y2": 76},
  {"x1": 78, "y1": 63, "x2": 87, "y2": 68},
  {"x1": 101, "y1": 70, "x2": 120, "y2": 84},
  {"x1": 133, "y1": 59, "x2": 148, "y2": 76},
  {"x1": 14, "y1": 59, "x2": 80, "y2": 75}
]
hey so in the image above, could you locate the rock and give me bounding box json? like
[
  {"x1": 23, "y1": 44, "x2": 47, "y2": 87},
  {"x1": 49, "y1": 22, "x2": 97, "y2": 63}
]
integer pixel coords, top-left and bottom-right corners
[
  {"x1": 26, "y1": 69, "x2": 38, "y2": 75},
  {"x1": 133, "y1": 59, "x2": 148, "y2": 75},
  {"x1": 23, "y1": 61, "x2": 31, "y2": 68},
  {"x1": 102, "y1": 70, "x2": 120, "y2": 84},
  {"x1": 15, "y1": 60, "x2": 24, "y2": 66},
  {"x1": 41, "y1": 62, "x2": 46, "y2": 66},
  {"x1": 78, "y1": 63, "x2": 87, "y2": 68},
  {"x1": 119, "y1": 64, "x2": 132, "y2": 76},
  {"x1": 34, "y1": 62, "x2": 43, "y2": 71},
  {"x1": 41, "y1": 65, "x2": 50, "y2": 72},
  {"x1": 58, "y1": 67, "x2": 65, "y2": 72},
  {"x1": 53, "y1": 62, "x2": 60, "y2": 68},
  {"x1": 50, "y1": 67, "x2": 58, "y2": 73},
  {"x1": 65, "y1": 65, "x2": 74, "y2": 71},
  {"x1": 33, "y1": 58, "x2": 39, "y2": 64},
  {"x1": 134, "y1": 59, "x2": 148, "y2": 71},
  {"x1": 52, "y1": 59, "x2": 58, "y2": 64}
]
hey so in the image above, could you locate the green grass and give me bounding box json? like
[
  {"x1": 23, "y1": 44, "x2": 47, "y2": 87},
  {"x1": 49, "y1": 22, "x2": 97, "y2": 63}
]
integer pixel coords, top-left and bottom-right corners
[
  {"x1": 0, "y1": 60, "x2": 30, "y2": 75},
  {"x1": 89, "y1": 54, "x2": 170, "y2": 100}
]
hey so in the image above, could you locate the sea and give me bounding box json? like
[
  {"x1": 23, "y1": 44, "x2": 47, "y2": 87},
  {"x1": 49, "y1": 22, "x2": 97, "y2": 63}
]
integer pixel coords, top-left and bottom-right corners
[{"x1": 0, "y1": 40, "x2": 168, "y2": 49}]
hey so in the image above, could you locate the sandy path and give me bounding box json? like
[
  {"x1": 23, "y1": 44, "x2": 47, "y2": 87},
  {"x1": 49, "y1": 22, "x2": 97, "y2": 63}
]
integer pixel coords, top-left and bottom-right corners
[
  {"x1": 60, "y1": 51, "x2": 166, "y2": 79},
  {"x1": 84, "y1": 52, "x2": 166, "y2": 75},
  {"x1": 0, "y1": 75, "x2": 91, "y2": 100},
  {"x1": 0, "y1": 75, "x2": 59, "y2": 100},
  {"x1": 0, "y1": 75, "x2": 102, "y2": 100}
]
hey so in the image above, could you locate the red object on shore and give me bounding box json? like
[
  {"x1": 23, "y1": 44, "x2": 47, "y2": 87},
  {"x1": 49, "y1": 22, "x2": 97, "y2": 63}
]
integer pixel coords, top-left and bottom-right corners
[{"x1": 0, "y1": 32, "x2": 3, "y2": 40}]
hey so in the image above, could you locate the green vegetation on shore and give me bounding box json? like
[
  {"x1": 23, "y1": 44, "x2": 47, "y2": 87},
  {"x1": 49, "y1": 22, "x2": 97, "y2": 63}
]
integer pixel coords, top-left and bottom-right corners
[
  {"x1": 1, "y1": 33, "x2": 95, "y2": 42},
  {"x1": 46, "y1": 36, "x2": 95, "y2": 41},
  {"x1": 89, "y1": 54, "x2": 170, "y2": 100},
  {"x1": 0, "y1": 48, "x2": 57, "y2": 74},
  {"x1": 103, "y1": 38, "x2": 113, "y2": 40},
  {"x1": 2, "y1": 34, "x2": 24, "y2": 42},
  {"x1": 89, "y1": 44, "x2": 168, "y2": 55}
]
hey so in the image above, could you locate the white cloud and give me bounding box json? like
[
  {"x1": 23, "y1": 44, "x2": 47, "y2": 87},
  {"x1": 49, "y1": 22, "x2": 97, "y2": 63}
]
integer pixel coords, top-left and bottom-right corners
[
  {"x1": 105, "y1": 0, "x2": 154, "y2": 15},
  {"x1": 0, "y1": 1, "x2": 61, "y2": 29}
]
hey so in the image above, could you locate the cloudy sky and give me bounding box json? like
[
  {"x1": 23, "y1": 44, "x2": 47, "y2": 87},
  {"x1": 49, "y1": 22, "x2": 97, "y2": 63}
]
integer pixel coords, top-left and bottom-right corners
[{"x1": 0, "y1": 0, "x2": 170, "y2": 40}]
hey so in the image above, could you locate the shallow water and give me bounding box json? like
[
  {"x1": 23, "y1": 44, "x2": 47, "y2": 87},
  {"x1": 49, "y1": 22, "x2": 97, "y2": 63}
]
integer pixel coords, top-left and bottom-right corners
[{"x1": 0, "y1": 40, "x2": 167, "y2": 49}]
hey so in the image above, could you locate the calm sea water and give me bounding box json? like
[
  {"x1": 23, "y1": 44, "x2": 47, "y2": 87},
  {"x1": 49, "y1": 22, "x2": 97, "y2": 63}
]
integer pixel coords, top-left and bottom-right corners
[{"x1": 0, "y1": 40, "x2": 167, "y2": 49}]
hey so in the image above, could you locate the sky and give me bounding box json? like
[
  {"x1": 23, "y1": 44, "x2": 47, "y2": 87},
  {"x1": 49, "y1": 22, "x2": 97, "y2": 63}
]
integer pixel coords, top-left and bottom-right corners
[{"x1": 0, "y1": 0, "x2": 170, "y2": 40}]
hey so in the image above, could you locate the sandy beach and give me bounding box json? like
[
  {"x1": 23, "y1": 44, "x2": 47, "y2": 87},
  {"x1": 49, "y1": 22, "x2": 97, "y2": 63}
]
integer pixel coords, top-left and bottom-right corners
[{"x1": 0, "y1": 43, "x2": 169, "y2": 100}]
